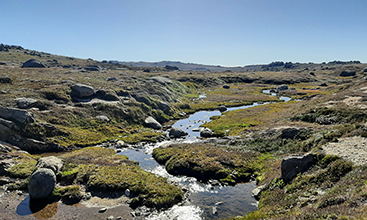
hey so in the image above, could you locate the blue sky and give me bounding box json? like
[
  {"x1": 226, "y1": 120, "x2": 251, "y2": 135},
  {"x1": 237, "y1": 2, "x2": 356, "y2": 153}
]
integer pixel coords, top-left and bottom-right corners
[{"x1": 1, "y1": 0, "x2": 366, "y2": 66}]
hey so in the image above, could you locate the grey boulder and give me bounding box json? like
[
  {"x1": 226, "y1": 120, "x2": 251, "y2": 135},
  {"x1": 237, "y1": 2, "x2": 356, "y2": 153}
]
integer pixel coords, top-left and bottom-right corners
[
  {"x1": 36, "y1": 156, "x2": 63, "y2": 175},
  {"x1": 21, "y1": 59, "x2": 45, "y2": 68},
  {"x1": 277, "y1": 84, "x2": 288, "y2": 91},
  {"x1": 96, "y1": 115, "x2": 110, "y2": 122},
  {"x1": 0, "y1": 107, "x2": 36, "y2": 125},
  {"x1": 169, "y1": 127, "x2": 188, "y2": 138},
  {"x1": 85, "y1": 65, "x2": 101, "y2": 71},
  {"x1": 339, "y1": 70, "x2": 356, "y2": 77},
  {"x1": 70, "y1": 84, "x2": 95, "y2": 98},
  {"x1": 0, "y1": 76, "x2": 12, "y2": 84},
  {"x1": 145, "y1": 117, "x2": 162, "y2": 129},
  {"x1": 200, "y1": 128, "x2": 214, "y2": 137},
  {"x1": 281, "y1": 153, "x2": 314, "y2": 183},
  {"x1": 15, "y1": 97, "x2": 38, "y2": 109},
  {"x1": 28, "y1": 168, "x2": 56, "y2": 199},
  {"x1": 279, "y1": 127, "x2": 300, "y2": 139},
  {"x1": 218, "y1": 105, "x2": 227, "y2": 112}
]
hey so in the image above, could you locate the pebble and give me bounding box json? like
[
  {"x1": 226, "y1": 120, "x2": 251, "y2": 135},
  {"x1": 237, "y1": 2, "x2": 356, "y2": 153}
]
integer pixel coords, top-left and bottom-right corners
[
  {"x1": 125, "y1": 189, "x2": 130, "y2": 197},
  {"x1": 99, "y1": 207, "x2": 107, "y2": 213}
]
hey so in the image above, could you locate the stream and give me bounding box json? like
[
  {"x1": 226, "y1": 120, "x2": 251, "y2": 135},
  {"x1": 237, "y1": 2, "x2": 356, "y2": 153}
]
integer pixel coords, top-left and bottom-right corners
[{"x1": 117, "y1": 91, "x2": 293, "y2": 219}]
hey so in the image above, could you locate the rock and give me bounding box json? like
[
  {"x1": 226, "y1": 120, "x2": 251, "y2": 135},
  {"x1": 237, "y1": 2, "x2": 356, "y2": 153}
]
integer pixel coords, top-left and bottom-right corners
[
  {"x1": 18, "y1": 138, "x2": 65, "y2": 153},
  {"x1": 96, "y1": 115, "x2": 110, "y2": 122},
  {"x1": 320, "y1": 83, "x2": 328, "y2": 87},
  {"x1": 21, "y1": 59, "x2": 45, "y2": 68},
  {"x1": 279, "y1": 127, "x2": 300, "y2": 139},
  {"x1": 36, "y1": 156, "x2": 63, "y2": 175},
  {"x1": 277, "y1": 84, "x2": 288, "y2": 91},
  {"x1": 125, "y1": 189, "x2": 131, "y2": 197},
  {"x1": 309, "y1": 72, "x2": 315, "y2": 76},
  {"x1": 0, "y1": 76, "x2": 12, "y2": 84},
  {"x1": 364, "y1": 68, "x2": 367, "y2": 73},
  {"x1": 116, "y1": 217, "x2": 123, "y2": 220},
  {"x1": 0, "y1": 157, "x2": 14, "y2": 176},
  {"x1": 145, "y1": 117, "x2": 162, "y2": 130},
  {"x1": 289, "y1": 87, "x2": 296, "y2": 90},
  {"x1": 179, "y1": 111, "x2": 186, "y2": 117},
  {"x1": 99, "y1": 207, "x2": 108, "y2": 213},
  {"x1": 28, "y1": 168, "x2": 56, "y2": 199},
  {"x1": 70, "y1": 84, "x2": 95, "y2": 98},
  {"x1": 281, "y1": 153, "x2": 315, "y2": 183},
  {"x1": 96, "y1": 89, "x2": 119, "y2": 101},
  {"x1": 212, "y1": 206, "x2": 217, "y2": 215},
  {"x1": 0, "y1": 176, "x2": 14, "y2": 185},
  {"x1": 192, "y1": 127, "x2": 204, "y2": 132},
  {"x1": 85, "y1": 65, "x2": 101, "y2": 71},
  {"x1": 200, "y1": 128, "x2": 214, "y2": 137},
  {"x1": 150, "y1": 76, "x2": 173, "y2": 85},
  {"x1": 169, "y1": 127, "x2": 188, "y2": 138},
  {"x1": 15, "y1": 97, "x2": 38, "y2": 109},
  {"x1": 0, "y1": 62, "x2": 6, "y2": 65},
  {"x1": 218, "y1": 105, "x2": 227, "y2": 112},
  {"x1": 339, "y1": 70, "x2": 356, "y2": 77},
  {"x1": 107, "y1": 216, "x2": 114, "y2": 220},
  {"x1": 0, "y1": 107, "x2": 36, "y2": 126},
  {"x1": 252, "y1": 184, "x2": 267, "y2": 200},
  {"x1": 143, "y1": 69, "x2": 150, "y2": 73},
  {"x1": 223, "y1": 85, "x2": 230, "y2": 89},
  {"x1": 106, "y1": 77, "x2": 118, "y2": 81},
  {"x1": 0, "y1": 143, "x2": 17, "y2": 153}
]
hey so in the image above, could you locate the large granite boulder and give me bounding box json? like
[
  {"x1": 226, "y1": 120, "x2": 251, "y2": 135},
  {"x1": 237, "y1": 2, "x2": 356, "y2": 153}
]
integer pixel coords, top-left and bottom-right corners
[
  {"x1": 277, "y1": 84, "x2": 288, "y2": 91},
  {"x1": 70, "y1": 84, "x2": 95, "y2": 98},
  {"x1": 200, "y1": 128, "x2": 214, "y2": 137},
  {"x1": 279, "y1": 127, "x2": 300, "y2": 139},
  {"x1": 145, "y1": 116, "x2": 162, "y2": 129},
  {"x1": 36, "y1": 156, "x2": 63, "y2": 175},
  {"x1": 15, "y1": 97, "x2": 38, "y2": 109},
  {"x1": 281, "y1": 153, "x2": 315, "y2": 183},
  {"x1": 21, "y1": 59, "x2": 45, "y2": 68},
  {"x1": 0, "y1": 107, "x2": 35, "y2": 126},
  {"x1": 169, "y1": 127, "x2": 188, "y2": 138},
  {"x1": 339, "y1": 70, "x2": 356, "y2": 77},
  {"x1": 28, "y1": 168, "x2": 56, "y2": 199}
]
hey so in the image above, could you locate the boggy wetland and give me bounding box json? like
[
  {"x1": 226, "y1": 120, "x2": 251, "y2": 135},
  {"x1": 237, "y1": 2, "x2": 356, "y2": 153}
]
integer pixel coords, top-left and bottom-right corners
[{"x1": 2, "y1": 45, "x2": 367, "y2": 219}]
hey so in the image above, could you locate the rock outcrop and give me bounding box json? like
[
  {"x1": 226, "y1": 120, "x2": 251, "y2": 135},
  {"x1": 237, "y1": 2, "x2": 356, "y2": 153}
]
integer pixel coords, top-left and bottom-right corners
[
  {"x1": 28, "y1": 168, "x2": 56, "y2": 199},
  {"x1": 145, "y1": 117, "x2": 162, "y2": 130},
  {"x1": 281, "y1": 153, "x2": 315, "y2": 183},
  {"x1": 169, "y1": 127, "x2": 188, "y2": 138},
  {"x1": 277, "y1": 84, "x2": 288, "y2": 91},
  {"x1": 21, "y1": 59, "x2": 45, "y2": 68},
  {"x1": 0, "y1": 107, "x2": 35, "y2": 126},
  {"x1": 15, "y1": 97, "x2": 38, "y2": 109},
  {"x1": 218, "y1": 105, "x2": 227, "y2": 112},
  {"x1": 0, "y1": 76, "x2": 12, "y2": 84},
  {"x1": 36, "y1": 156, "x2": 63, "y2": 175},
  {"x1": 279, "y1": 127, "x2": 300, "y2": 139},
  {"x1": 339, "y1": 70, "x2": 356, "y2": 77},
  {"x1": 200, "y1": 128, "x2": 214, "y2": 137},
  {"x1": 70, "y1": 84, "x2": 95, "y2": 99}
]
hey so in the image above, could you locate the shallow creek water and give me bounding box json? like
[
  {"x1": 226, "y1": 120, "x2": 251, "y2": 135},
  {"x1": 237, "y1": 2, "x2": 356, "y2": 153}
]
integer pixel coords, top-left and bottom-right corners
[{"x1": 117, "y1": 91, "x2": 293, "y2": 219}]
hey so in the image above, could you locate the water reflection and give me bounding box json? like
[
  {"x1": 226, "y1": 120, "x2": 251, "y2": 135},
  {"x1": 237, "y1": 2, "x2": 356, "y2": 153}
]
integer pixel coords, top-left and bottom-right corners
[{"x1": 17, "y1": 196, "x2": 58, "y2": 219}]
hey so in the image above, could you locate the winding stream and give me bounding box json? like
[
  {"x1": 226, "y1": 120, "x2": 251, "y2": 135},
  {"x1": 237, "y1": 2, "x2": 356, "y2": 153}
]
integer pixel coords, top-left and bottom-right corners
[{"x1": 117, "y1": 91, "x2": 293, "y2": 219}]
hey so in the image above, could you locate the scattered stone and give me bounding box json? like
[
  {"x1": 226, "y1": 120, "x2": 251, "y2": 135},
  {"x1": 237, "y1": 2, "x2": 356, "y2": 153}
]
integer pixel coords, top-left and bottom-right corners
[
  {"x1": 107, "y1": 216, "x2": 114, "y2": 220},
  {"x1": 36, "y1": 156, "x2": 63, "y2": 175},
  {"x1": 99, "y1": 207, "x2": 108, "y2": 213},
  {"x1": 0, "y1": 76, "x2": 12, "y2": 84},
  {"x1": 281, "y1": 153, "x2": 315, "y2": 183},
  {"x1": 125, "y1": 189, "x2": 131, "y2": 197},
  {"x1": 169, "y1": 127, "x2": 188, "y2": 138},
  {"x1": 0, "y1": 107, "x2": 36, "y2": 126},
  {"x1": 21, "y1": 59, "x2": 45, "y2": 68},
  {"x1": 116, "y1": 217, "x2": 123, "y2": 220},
  {"x1": 215, "y1": 201, "x2": 224, "y2": 206},
  {"x1": 212, "y1": 206, "x2": 217, "y2": 215},
  {"x1": 218, "y1": 105, "x2": 227, "y2": 112},
  {"x1": 289, "y1": 87, "x2": 296, "y2": 90},
  {"x1": 192, "y1": 127, "x2": 204, "y2": 132},
  {"x1": 280, "y1": 127, "x2": 300, "y2": 139},
  {"x1": 28, "y1": 168, "x2": 56, "y2": 199},
  {"x1": 145, "y1": 116, "x2": 162, "y2": 130},
  {"x1": 339, "y1": 70, "x2": 356, "y2": 77},
  {"x1": 252, "y1": 184, "x2": 268, "y2": 200},
  {"x1": 0, "y1": 62, "x2": 6, "y2": 65},
  {"x1": 223, "y1": 85, "x2": 230, "y2": 89},
  {"x1": 96, "y1": 115, "x2": 110, "y2": 122},
  {"x1": 320, "y1": 83, "x2": 328, "y2": 87},
  {"x1": 143, "y1": 69, "x2": 150, "y2": 73},
  {"x1": 309, "y1": 72, "x2": 315, "y2": 76},
  {"x1": 106, "y1": 77, "x2": 118, "y2": 81},
  {"x1": 364, "y1": 68, "x2": 367, "y2": 73},
  {"x1": 0, "y1": 177, "x2": 13, "y2": 186},
  {"x1": 85, "y1": 65, "x2": 101, "y2": 71},
  {"x1": 200, "y1": 128, "x2": 214, "y2": 137},
  {"x1": 277, "y1": 84, "x2": 288, "y2": 91},
  {"x1": 179, "y1": 111, "x2": 186, "y2": 117},
  {"x1": 15, "y1": 97, "x2": 38, "y2": 109},
  {"x1": 70, "y1": 83, "x2": 95, "y2": 98}
]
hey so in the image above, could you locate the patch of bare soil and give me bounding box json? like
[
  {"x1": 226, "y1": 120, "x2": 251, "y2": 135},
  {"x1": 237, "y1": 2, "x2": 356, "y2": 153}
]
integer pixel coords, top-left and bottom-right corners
[{"x1": 322, "y1": 136, "x2": 367, "y2": 165}]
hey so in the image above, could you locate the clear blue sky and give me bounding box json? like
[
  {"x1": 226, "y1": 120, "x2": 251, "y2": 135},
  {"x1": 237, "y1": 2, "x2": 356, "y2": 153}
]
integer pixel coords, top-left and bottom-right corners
[{"x1": 1, "y1": 0, "x2": 366, "y2": 66}]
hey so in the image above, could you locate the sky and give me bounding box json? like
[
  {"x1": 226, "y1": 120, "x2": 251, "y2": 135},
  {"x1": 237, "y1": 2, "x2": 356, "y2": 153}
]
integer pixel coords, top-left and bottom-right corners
[{"x1": 1, "y1": 0, "x2": 367, "y2": 66}]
